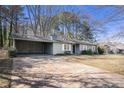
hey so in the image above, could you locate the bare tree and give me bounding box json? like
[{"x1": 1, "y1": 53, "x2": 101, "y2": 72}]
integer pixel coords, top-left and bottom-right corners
[
  {"x1": 0, "y1": 5, "x2": 23, "y2": 48},
  {"x1": 26, "y1": 5, "x2": 61, "y2": 38}
]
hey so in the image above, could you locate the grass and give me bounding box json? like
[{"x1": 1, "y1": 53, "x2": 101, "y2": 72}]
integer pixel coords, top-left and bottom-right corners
[{"x1": 70, "y1": 54, "x2": 124, "y2": 75}]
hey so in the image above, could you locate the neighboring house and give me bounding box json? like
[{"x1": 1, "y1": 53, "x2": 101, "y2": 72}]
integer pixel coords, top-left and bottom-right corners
[
  {"x1": 12, "y1": 33, "x2": 97, "y2": 55},
  {"x1": 100, "y1": 41, "x2": 124, "y2": 54},
  {"x1": 116, "y1": 45, "x2": 124, "y2": 54}
]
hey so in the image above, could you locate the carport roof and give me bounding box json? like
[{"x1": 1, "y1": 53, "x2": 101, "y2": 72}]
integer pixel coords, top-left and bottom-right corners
[
  {"x1": 14, "y1": 37, "x2": 57, "y2": 43},
  {"x1": 72, "y1": 40, "x2": 97, "y2": 45},
  {"x1": 56, "y1": 40, "x2": 75, "y2": 44},
  {"x1": 13, "y1": 34, "x2": 57, "y2": 43},
  {"x1": 12, "y1": 34, "x2": 96, "y2": 45}
]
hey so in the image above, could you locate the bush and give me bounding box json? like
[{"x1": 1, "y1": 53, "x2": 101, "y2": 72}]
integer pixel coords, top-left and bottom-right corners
[
  {"x1": 109, "y1": 50, "x2": 114, "y2": 54},
  {"x1": 94, "y1": 52, "x2": 98, "y2": 55},
  {"x1": 55, "y1": 51, "x2": 72, "y2": 56},
  {"x1": 8, "y1": 47, "x2": 17, "y2": 57},
  {"x1": 64, "y1": 51, "x2": 72, "y2": 55},
  {"x1": 55, "y1": 53, "x2": 65, "y2": 56},
  {"x1": 86, "y1": 49, "x2": 93, "y2": 55},
  {"x1": 81, "y1": 50, "x2": 87, "y2": 55},
  {"x1": 81, "y1": 49, "x2": 93, "y2": 55},
  {"x1": 98, "y1": 47, "x2": 104, "y2": 54}
]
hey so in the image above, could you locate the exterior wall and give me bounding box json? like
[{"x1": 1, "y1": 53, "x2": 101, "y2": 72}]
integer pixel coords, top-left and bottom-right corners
[
  {"x1": 53, "y1": 43, "x2": 73, "y2": 55},
  {"x1": 109, "y1": 46, "x2": 119, "y2": 54},
  {"x1": 79, "y1": 44, "x2": 86, "y2": 54},
  {"x1": 14, "y1": 39, "x2": 97, "y2": 55},
  {"x1": 62, "y1": 44, "x2": 72, "y2": 53},
  {"x1": 74, "y1": 44, "x2": 80, "y2": 54},
  {"x1": 120, "y1": 50, "x2": 124, "y2": 54},
  {"x1": 53, "y1": 43, "x2": 64, "y2": 55},
  {"x1": 79, "y1": 44, "x2": 97, "y2": 53},
  {"x1": 91, "y1": 45, "x2": 97, "y2": 52}
]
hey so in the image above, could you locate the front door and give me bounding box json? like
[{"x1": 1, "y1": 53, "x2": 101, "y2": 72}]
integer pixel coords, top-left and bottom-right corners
[
  {"x1": 73, "y1": 45, "x2": 75, "y2": 54},
  {"x1": 73, "y1": 44, "x2": 80, "y2": 54}
]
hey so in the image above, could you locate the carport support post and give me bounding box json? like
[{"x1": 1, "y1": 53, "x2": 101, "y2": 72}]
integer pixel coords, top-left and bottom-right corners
[
  {"x1": 96, "y1": 45, "x2": 99, "y2": 55},
  {"x1": 12, "y1": 39, "x2": 16, "y2": 48}
]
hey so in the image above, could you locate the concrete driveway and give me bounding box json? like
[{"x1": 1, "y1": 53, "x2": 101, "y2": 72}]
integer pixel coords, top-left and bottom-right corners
[{"x1": 11, "y1": 55, "x2": 124, "y2": 88}]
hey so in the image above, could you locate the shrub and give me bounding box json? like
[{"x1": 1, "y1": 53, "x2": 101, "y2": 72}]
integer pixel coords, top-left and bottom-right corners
[
  {"x1": 98, "y1": 47, "x2": 104, "y2": 54},
  {"x1": 81, "y1": 50, "x2": 87, "y2": 55},
  {"x1": 55, "y1": 53, "x2": 65, "y2": 56},
  {"x1": 94, "y1": 52, "x2": 98, "y2": 55},
  {"x1": 86, "y1": 49, "x2": 93, "y2": 55},
  {"x1": 8, "y1": 47, "x2": 17, "y2": 57},
  {"x1": 55, "y1": 51, "x2": 72, "y2": 56},
  {"x1": 64, "y1": 51, "x2": 72, "y2": 55},
  {"x1": 81, "y1": 49, "x2": 93, "y2": 55}
]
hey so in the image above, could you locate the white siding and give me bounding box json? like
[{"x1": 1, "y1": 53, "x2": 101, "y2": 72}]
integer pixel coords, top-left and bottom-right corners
[
  {"x1": 80, "y1": 44, "x2": 90, "y2": 51},
  {"x1": 69, "y1": 44, "x2": 72, "y2": 51},
  {"x1": 53, "y1": 43, "x2": 73, "y2": 55},
  {"x1": 89, "y1": 46, "x2": 96, "y2": 52},
  {"x1": 63, "y1": 44, "x2": 72, "y2": 51},
  {"x1": 62, "y1": 44, "x2": 65, "y2": 51},
  {"x1": 80, "y1": 45, "x2": 85, "y2": 51},
  {"x1": 53, "y1": 43, "x2": 96, "y2": 55},
  {"x1": 79, "y1": 44, "x2": 96, "y2": 52},
  {"x1": 84, "y1": 45, "x2": 86, "y2": 50},
  {"x1": 53, "y1": 43, "x2": 64, "y2": 55},
  {"x1": 85, "y1": 45, "x2": 88, "y2": 50},
  {"x1": 92, "y1": 46, "x2": 96, "y2": 52}
]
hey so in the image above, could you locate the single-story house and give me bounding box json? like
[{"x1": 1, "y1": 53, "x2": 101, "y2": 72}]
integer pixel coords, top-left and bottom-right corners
[{"x1": 12, "y1": 33, "x2": 97, "y2": 55}]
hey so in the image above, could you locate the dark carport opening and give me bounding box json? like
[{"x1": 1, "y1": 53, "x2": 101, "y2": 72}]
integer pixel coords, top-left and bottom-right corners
[{"x1": 15, "y1": 40, "x2": 53, "y2": 55}]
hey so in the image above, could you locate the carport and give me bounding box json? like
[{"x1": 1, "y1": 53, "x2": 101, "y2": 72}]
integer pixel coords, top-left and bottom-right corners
[{"x1": 14, "y1": 39, "x2": 53, "y2": 55}]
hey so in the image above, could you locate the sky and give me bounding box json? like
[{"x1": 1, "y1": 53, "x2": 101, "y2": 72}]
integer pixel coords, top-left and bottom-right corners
[{"x1": 24, "y1": 5, "x2": 124, "y2": 43}]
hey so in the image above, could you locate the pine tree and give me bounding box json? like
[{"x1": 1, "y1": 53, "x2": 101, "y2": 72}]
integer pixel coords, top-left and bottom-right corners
[{"x1": 82, "y1": 21, "x2": 94, "y2": 41}]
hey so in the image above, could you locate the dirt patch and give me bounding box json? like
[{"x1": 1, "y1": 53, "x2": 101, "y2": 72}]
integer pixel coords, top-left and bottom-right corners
[
  {"x1": 0, "y1": 59, "x2": 13, "y2": 88},
  {"x1": 0, "y1": 50, "x2": 8, "y2": 59}
]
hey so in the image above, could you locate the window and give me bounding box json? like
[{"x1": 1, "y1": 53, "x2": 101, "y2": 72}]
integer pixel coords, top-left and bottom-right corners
[
  {"x1": 85, "y1": 46, "x2": 87, "y2": 50},
  {"x1": 83, "y1": 45, "x2": 85, "y2": 50},
  {"x1": 67, "y1": 44, "x2": 69, "y2": 50},
  {"x1": 64, "y1": 44, "x2": 66, "y2": 50},
  {"x1": 93, "y1": 46, "x2": 96, "y2": 51},
  {"x1": 63, "y1": 44, "x2": 71, "y2": 51}
]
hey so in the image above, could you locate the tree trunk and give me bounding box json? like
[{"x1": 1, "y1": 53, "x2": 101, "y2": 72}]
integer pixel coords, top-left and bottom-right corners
[
  {"x1": 0, "y1": 8, "x2": 3, "y2": 48},
  {"x1": 3, "y1": 20, "x2": 7, "y2": 47},
  {"x1": 0, "y1": 19, "x2": 3, "y2": 48},
  {"x1": 8, "y1": 15, "x2": 13, "y2": 47}
]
